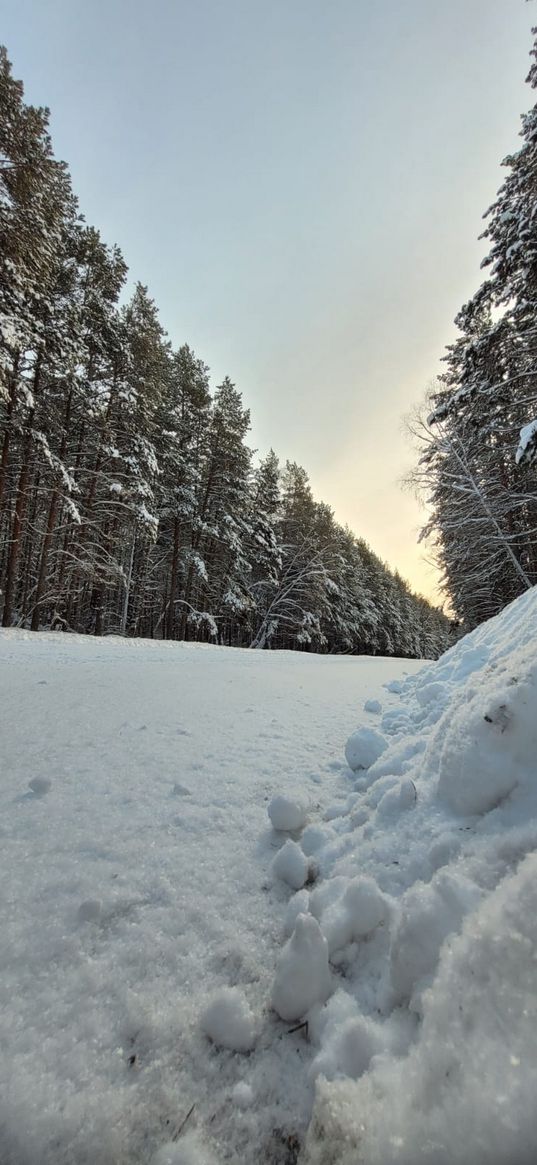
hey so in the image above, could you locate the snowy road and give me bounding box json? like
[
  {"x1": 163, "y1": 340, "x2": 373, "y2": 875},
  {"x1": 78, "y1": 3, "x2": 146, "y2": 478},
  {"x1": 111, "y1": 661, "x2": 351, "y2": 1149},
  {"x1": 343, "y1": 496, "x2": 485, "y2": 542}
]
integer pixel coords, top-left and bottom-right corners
[{"x1": 0, "y1": 632, "x2": 415, "y2": 1165}]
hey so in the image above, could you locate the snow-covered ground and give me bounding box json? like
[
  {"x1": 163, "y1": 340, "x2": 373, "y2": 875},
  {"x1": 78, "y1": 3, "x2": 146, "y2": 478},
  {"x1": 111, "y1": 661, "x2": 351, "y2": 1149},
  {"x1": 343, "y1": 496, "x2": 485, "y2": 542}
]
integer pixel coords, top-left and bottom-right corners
[
  {"x1": 2, "y1": 588, "x2": 537, "y2": 1165},
  {"x1": 0, "y1": 632, "x2": 417, "y2": 1165},
  {"x1": 300, "y1": 587, "x2": 537, "y2": 1165}
]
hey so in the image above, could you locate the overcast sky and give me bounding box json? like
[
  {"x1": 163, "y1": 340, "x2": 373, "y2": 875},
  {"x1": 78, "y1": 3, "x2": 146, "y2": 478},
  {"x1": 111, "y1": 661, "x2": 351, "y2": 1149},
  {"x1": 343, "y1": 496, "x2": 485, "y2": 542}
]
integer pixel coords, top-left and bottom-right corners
[{"x1": 2, "y1": 0, "x2": 534, "y2": 601}]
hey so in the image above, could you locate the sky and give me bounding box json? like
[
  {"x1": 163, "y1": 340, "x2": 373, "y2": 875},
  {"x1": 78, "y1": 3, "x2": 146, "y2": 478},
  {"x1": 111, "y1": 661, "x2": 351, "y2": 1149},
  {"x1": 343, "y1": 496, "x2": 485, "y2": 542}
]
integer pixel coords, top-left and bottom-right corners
[{"x1": 1, "y1": 0, "x2": 534, "y2": 602}]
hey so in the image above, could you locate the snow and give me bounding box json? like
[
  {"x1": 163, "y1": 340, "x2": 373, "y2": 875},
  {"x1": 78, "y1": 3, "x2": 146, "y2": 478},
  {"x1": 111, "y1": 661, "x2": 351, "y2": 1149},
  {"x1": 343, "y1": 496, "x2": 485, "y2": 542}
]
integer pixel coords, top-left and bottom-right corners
[
  {"x1": 231, "y1": 1081, "x2": 254, "y2": 1109},
  {"x1": 306, "y1": 853, "x2": 537, "y2": 1165},
  {"x1": 268, "y1": 793, "x2": 308, "y2": 831},
  {"x1": 28, "y1": 775, "x2": 52, "y2": 796},
  {"x1": 0, "y1": 631, "x2": 414, "y2": 1164},
  {"x1": 363, "y1": 698, "x2": 382, "y2": 714},
  {"x1": 314, "y1": 876, "x2": 388, "y2": 956},
  {"x1": 271, "y1": 838, "x2": 309, "y2": 889},
  {"x1": 301, "y1": 823, "x2": 328, "y2": 855},
  {"x1": 299, "y1": 584, "x2": 537, "y2": 1164},
  {"x1": 2, "y1": 585, "x2": 537, "y2": 1163},
  {"x1": 515, "y1": 416, "x2": 537, "y2": 464},
  {"x1": 344, "y1": 724, "x2": 387, "y2": 770},
  {"x1": 271, "y1": 914, "x2": 332, "y2": 1022},
  {"x1": 201, "y1": 987, "x2": 256, "y2": 1052},
  {"x1": 387, "y1": 870, "x2": 482, "y2": 1006},
  {"x1": 151, "y1": 1132, "x2": 215, "y2": 1165},
  {"x1": 434, "y1": 648, "x2": 536, "y2": 815},
  {"x1": 309, "y1": 1009, "x2": 384, "y2": 1083},
  {"x1": 283, "y1": 889, "x2": 310, "y2": 936},
  {"x1": 77, "y1": 898, "x2": 103, "y2": 923}
]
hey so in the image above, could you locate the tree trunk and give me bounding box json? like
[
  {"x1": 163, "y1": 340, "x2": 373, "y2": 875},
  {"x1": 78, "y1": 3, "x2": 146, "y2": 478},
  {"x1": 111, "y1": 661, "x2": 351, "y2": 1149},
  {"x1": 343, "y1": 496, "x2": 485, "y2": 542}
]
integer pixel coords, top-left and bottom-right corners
[
  {"x1": 120, "y1": 532, "x2": 136, "y2": 634},
  {"x1": 0, "y1": 351, "x2": 20, "y2": 516},
  {"x1": 166, "y1": 517, "x2": 180, "y2": 639},
  {"x1": 30, "y1": 387, "x2": 73, "y2": 631},
  {"x1": 2, "y1": 427, "x2": 33, "y2": 626}
]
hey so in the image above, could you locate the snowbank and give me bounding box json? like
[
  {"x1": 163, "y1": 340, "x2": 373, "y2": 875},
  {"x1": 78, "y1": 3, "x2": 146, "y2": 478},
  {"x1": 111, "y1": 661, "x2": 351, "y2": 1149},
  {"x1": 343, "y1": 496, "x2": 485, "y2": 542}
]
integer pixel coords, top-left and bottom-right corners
[{"x1": 271, "y1": 587, "x2": 537, "y2": 1163}]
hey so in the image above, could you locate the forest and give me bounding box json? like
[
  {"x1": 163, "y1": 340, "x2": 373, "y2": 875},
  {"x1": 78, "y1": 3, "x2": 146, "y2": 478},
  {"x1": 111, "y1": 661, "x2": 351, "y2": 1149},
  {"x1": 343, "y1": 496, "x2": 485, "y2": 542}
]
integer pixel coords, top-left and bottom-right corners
[
  {"x1": 409, "y1": 31, "x2": 537, "y2": 629},
  {"x1": 0, "y1": 46, "x2": 449, "y2": 658}
]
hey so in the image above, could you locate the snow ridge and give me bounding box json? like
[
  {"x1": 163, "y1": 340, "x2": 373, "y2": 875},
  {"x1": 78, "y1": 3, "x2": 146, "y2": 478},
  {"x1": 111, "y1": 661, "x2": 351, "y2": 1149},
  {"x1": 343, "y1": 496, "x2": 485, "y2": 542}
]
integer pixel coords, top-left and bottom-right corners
[{"x1": 267, "y1": 586, "x2": 537, "y2": 1164}]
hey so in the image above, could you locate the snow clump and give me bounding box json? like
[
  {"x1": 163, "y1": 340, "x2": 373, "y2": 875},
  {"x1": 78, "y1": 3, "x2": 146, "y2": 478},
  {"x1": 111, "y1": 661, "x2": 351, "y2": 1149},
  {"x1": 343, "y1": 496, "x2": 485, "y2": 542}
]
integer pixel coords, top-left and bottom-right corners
[
  {"x1": 268, "y1": 794, "x2": 308, "y2": 831},
  {"x1": 310, "y1": 1013, "x2": 383, "y2": 1082},
  {"x1": 284, "y1": 889, "x2": 310, "y2": 935},
  {"x1": 200, "y1": 987, "x2": 256, "y2": 1052},
  {"x1": 272, "y1": 838, "x2": 309, "y2": 890},
  {"x1": 388, "y1": 871, "x2": 482, "y2": 1007},
  {"x1": 435, "y1": 652, "x2": 537, "y2": 816},
  {"x1": 232, "y1": 1081, "x2": 254, "y2": 1109},
  {"x1": 151, "y1": 1132, "x2": 216, "y2": 1165},
  {"x1": 364, "y1": 698, "x2": 382, "y2": 714},
  {"x1": 344, "y1": 726, "x2": 387, "y2": 772},
  {"x1": 318, "y1": 877, "x2": 388, "y2": 956},
  {"x1": 272, "y1": 914, "x2": 331, "y2": 1022},
  {"x1": 376, "y1": 776, "x2": 417, "y2": 817},
  {"x1": 301, "y1": 823, "x2": 328, "y2": 855}
]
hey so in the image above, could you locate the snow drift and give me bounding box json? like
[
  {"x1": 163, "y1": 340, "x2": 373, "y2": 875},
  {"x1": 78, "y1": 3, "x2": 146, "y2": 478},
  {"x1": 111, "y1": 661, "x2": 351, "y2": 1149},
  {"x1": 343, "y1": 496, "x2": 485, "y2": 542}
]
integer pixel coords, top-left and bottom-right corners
[{"x1": 269, "y1": 586, "x2": 537, "y2": 1164}]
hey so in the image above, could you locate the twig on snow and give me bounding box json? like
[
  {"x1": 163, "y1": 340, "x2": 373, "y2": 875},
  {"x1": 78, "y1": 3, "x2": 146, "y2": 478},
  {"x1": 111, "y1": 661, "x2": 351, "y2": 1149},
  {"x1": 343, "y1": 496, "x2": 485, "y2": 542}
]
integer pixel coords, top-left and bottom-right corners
[{"x1": 172, "y1": 1102, "x2": 196, "y2": 1141}]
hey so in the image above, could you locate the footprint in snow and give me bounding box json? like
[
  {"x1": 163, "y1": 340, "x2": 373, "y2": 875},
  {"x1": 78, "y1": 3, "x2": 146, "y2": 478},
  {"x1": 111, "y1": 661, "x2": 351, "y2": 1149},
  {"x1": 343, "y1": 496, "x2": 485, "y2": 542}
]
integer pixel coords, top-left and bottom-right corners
[
  {"x1": 78, "y1": 899, "x2": 102, "y2": 923},
  {"x1": 28, "y1": 777, "x2": 51, "y2": 796}
]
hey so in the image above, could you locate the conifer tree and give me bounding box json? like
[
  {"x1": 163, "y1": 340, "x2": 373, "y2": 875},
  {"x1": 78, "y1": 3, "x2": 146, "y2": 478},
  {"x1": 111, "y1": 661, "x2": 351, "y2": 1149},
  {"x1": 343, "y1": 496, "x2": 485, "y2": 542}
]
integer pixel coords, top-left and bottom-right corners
[
  {"x1": 0, "y1": 45, "x2": 449, "y2": 659},
  {"x1": 412, "y1": 27, "x2": 537, "y2": 626}
]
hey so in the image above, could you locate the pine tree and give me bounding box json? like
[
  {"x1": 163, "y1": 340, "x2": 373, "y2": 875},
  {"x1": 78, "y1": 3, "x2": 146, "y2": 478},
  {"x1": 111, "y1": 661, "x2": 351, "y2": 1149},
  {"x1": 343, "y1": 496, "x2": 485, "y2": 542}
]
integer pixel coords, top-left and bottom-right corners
[
  {"x1": 0, "y1": 54, "x2": 77, "y2": 626},
  {"x1": 413, "y1": 27, "x2": 537, "y2": 625},
  {"x1": 0, "y1": 45, "x2": 449, "y2": 659},
  {"x1": 153, "y1": 344, "x2": 211, "y2": 640}
]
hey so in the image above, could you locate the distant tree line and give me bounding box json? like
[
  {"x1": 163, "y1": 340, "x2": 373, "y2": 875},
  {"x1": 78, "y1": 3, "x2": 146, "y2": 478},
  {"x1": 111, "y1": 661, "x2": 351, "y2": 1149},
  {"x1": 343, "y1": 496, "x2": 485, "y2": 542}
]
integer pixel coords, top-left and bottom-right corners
[
  {"x1": 0, "y1": 47, "x2": 449, "y2": 658},
  {"x1": 410, "y1": 28, "x2": 537, "y2": 630}
]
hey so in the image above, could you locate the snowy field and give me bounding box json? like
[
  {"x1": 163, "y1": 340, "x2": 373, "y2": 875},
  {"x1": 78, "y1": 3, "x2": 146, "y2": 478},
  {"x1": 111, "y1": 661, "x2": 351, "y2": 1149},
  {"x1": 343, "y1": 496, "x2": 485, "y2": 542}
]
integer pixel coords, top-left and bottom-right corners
[
  {"x1": 0, "y1": 632, "x2": 418, "y2": 1165},
  {"x1": 2, "y1": 593, "x2": 537, "y2": 1165}
]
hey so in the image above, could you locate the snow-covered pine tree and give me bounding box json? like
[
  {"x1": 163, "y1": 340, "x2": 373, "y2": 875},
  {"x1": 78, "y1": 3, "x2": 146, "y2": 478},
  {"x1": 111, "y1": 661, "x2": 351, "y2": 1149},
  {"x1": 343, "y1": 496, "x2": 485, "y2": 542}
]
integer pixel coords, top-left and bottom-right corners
[
  {"x1": 87, "y1": 283, "x2": 168, "y2": 636},
  {"x1": 247, "y1": 449, "x2": 283, "y2": 648},
  {"x1": 176, "y1": 377, "x2": 252, "y2": 643},
  {"x1": 55, "y1": 230, "x2": 128, "y2": 632},
  {"x1": 0, "y1": 45, "x2": 450, "y2": 657},
  {"x1": 417, "y1": 27, "x2": 537, "y2": 625},
  {"x1": 152, "y1": 344, "x2": 211, "y2": 640},
  {"x1": 0, "y1": 56, "x2": 77, "y2": 625}
]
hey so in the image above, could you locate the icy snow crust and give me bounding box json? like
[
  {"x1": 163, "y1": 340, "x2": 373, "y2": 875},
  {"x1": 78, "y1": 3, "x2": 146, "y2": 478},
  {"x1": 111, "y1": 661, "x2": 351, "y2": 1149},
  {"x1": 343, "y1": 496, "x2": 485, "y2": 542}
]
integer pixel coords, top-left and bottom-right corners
[
  {"x1": 2, "y1": 588, "x2": 537, "y2": 1164},
  {"x1": 0, "y1": 632, "x2": 417, "y2": 1165}
]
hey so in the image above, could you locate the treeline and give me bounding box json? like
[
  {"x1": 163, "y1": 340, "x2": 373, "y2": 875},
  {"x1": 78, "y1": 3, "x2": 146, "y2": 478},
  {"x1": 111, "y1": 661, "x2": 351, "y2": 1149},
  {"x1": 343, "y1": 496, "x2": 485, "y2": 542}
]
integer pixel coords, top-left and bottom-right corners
[
  {"x1": 0, "y1": 47, "x2": 449, "y2": 658},
  {"x1": 411, "y1": 28, "x2": 537, "y2": 629}
]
